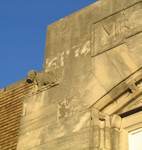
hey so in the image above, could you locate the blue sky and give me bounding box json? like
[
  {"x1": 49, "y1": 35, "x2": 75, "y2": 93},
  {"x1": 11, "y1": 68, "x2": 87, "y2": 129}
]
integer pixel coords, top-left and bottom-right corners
[{"x1": 0, "y1": 0, "x2": 98, "y2": 89}]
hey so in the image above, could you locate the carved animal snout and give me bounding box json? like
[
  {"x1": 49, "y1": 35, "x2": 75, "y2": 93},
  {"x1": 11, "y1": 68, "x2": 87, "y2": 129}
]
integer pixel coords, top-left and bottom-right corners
[{"x1": 27, "y1": 70, "x2": 37, "y2": 83}]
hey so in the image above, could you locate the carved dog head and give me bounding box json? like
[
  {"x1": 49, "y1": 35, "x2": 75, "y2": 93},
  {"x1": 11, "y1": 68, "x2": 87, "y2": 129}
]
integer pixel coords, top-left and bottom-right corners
[{"x1": 27, "y1": 70, "x2": 37, "y2": 83}]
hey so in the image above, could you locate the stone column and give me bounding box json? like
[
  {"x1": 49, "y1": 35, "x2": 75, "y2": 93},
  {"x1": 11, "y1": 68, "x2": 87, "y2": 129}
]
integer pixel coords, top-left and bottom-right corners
[
  {"x1": 110, "y1": 114, "x2": 122, "y2": 150},
  {"x1": 90, "y1": 108, "x2": 100, "y2": 149},
  {"x1": 105, "y1": 115, "x2": 111, "y2": 149}
]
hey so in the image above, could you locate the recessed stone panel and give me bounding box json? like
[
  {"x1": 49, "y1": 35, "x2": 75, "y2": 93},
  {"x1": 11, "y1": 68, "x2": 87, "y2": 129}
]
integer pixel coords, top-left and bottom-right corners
[
  {"x1": 92, "y1": 2, "x2": 142, "y2": 56},
  {"x1": 92, "y1": 11, "x2": 125, "y2": 56}
]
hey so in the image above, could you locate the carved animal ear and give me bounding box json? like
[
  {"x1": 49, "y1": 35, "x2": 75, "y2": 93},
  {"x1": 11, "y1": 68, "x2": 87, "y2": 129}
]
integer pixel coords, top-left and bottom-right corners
[{"x1": 34, "y1": 71, "x2": 37, "y2": 75}]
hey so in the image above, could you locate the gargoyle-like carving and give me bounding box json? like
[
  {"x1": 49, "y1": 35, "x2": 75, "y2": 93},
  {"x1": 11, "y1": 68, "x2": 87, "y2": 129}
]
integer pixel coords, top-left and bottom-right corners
[{"x1": 27, "y1": 70, "x2": 58, "y2": 90}]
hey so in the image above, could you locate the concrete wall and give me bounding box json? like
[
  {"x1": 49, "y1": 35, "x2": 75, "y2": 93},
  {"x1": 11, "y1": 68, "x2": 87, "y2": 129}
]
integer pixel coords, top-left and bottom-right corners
[{"x1": 17, "y1": 0, "x2": 142, "y2": 149}]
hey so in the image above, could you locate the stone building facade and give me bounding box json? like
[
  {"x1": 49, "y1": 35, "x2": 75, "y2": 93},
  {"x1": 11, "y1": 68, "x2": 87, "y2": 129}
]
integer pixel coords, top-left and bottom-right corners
[{"x1": 1, "y1": 0, "x2": 142, "y2": 149}]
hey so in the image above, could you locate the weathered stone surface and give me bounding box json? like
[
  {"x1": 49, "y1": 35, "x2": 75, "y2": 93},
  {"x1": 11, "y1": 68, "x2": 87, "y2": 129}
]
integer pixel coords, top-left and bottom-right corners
[
  {"x1": 107, "y1": 44, "x2": 138, "y2": 79},
  {"x1": 17, "y1": 1, "x2": 142, "y2": 150},
  {"x1": 126, "y1": 32, "x2": 142, "y2": 68},
  {"x1": 18, "y1": 111, "x2": 90, "y2": 150},
  {"x1": 30, "y1": 127, "x2": 90, "y2": 150},
  {"x1": 125, "y1": 2, "x2": 142, "y2": 38},
  {"x1": 111, "y1": 128, "x2": 119, "y2": 150},
  {"x1": 44, "y1": 109, "x2": 90, "y2": 143},
  {"x1": 19, "y1": 104, "x2": 56, "y2": 135},
  {"x1": 92, "y1": 11, "x2": 125, "y2": 56},
  {"x1": 108, "y1": 81, "x2": 129, "y2": 101},
  {"x1": 90, "y1": 126, "x2": 100, "y2": 148},
  {"x1": 102, "y1": 90, "x2": 133, "y2": 115},
  {"x1": 22, "y1": 91, "x2": 46, "y2": 116},
  {"x1": 57, "y1": 72, "x2": 106, "y2": 118},
  {"x1": 20, "y1": 103, "x2": 56, "y2": 126},
  {"x1": 78, "y1": 71, "x2": 106, "y2": 107},
  {"x1": 45, "y1": 40, "x2": 92, "y2": 82},
  {"x1": 92, "y1": 2, "x2": 142, "y2": 56},
  {"x1": 44, "y1": 0, "x2": 142, "y2": 51},
  {"x1": 17, "y1": 126, "x2": 45, "y2": 150},
  {"x1": 92, "y1": 94, "x2": 112, "y2": 110},
  {"x1": 92, "y1": 52, "x2": 122, "y2": 91},
  {"x1": 21, "y1": 84, "x2": 63, "y2": 116}
]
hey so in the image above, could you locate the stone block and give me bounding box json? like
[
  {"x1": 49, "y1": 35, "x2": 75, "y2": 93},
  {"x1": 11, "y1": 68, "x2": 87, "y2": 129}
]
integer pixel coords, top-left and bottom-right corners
[
  {"x1": 90, "y1": 125, "x2": 100, "y2": 148},
  {"x1": 80, "y1": 25, "x2": 91, "y2": 42},
  {"x1": 57, "y1": 19, "x2": 71, "y2": 38},
  {"x1": 99, "y1": 0, "x2": 112, "y2": 20},
  {"x1": 55, "y1": 128, "x2": 90, "y2": 150},
  {"x1": 43, "y1": 83, "x2": 64, "y2": 105},
  {"x1": 19, "y1": 113, "x2": 56, "y2": 135},
  {"x1": 125, "y1": 0, "x2": 142, "y2": 10},
  {"x1": 30, "y1": 127, "x2": 90, "y2": 150},
  {"x1": 78, "y1": 8, "x2": 95, "y2": 29},
  {"x1": 126, "y1": 32, "x2": 142, "y2": 68},
  {"x1": 89, "y1": 147, "x2": 99, "y2": 150},
  {"x1": 112, "y1": 0, "x2": 125, "y2": 13},
  {"x1": 29, "y1": 140, "x2": 56, "y2": 150},
  {"x1": 22, "y1": 91, "x2": 46, "y2": 116},
  {"x1": 70, "y1": 15, "x2": 80, "y2": 48},
  {"x1": 48, "y1": 24, "x2": 59, "y2": 43},
  {"x1": 61, "y1": 41, "x2": 92, "y2": 82},
  {"x1": 107, "y1": 44, "x2": 138, "y2": 79},
  {"x1": 124, "y1": 69, "x2": 142, "y2": 85},
  {"x1": 125, "y1": 2, "x2": 142, "y2": 38},
  {"x1": 92, "y1": 94, "x2": 112, "y2": 110},
  {"x1": 19, "y1": 104, "x2": 56, "y2": 135},
  {"x1": 21, "y1": 84, "x2": 62, "y2": 116},
  {"x1": 20, "y1": 104, "x2": 56, "y2": 126},
  {"x1": 78, "y1": 0, "x2": 112, "y2": 27},
  {"x1": 45, "y1": 40, "x2": 92, "y2": 82},
  {"x1": 102, "y1": 90, "x2": 135, "y2": 115},
  {"x1": 78, "y1": 71, "x2": 107, "y2": 107},
  {"x1": 44, "y1": 109, "x2": 90, "y2": 143},
  {"x1": 92, "y1": 52, "x2": 122, "y2": 91},
  {"x1": 59, "y1": 76, "x2": 80, "y2": 101},
  {"x1": 109, "y1": 80, "x2": 129, "y2": 100},
  {"x1": 45, "y1": 36, "x2": 71, "y2": 59},
  {"x1": 45, "y1": 26, "x2": 51, "y2": 44},
  {"x1": 17, "y1": 126, "x2": 45, "y2": 150},
  {"x1": 44, "y1": 42, "x2": 59, "y2": 59},
  {"x1": 57, "y1": 94, "x2": 83, "y2": 119},
  {"x1": 44, "y1": 20, "x2": 72, "y2": 59},
  {"x1": 105, "y1": 127, "x2": 111, "y2": 149}
]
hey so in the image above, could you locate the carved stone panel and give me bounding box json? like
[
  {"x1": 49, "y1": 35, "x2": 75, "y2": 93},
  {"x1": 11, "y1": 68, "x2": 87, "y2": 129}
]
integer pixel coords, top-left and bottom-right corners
[
  {"x1": 92, "y1": 11, "x2": 126, "y2": 56},
  {"x1": 92, "y1": 2, "x2": 142, "y2": 56}
]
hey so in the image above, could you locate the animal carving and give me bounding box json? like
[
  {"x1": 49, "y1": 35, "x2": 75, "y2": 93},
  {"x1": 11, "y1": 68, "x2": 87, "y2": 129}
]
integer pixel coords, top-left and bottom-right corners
[{"x1": 27, "y1": 70, "x2": 57, "y2": 90}]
